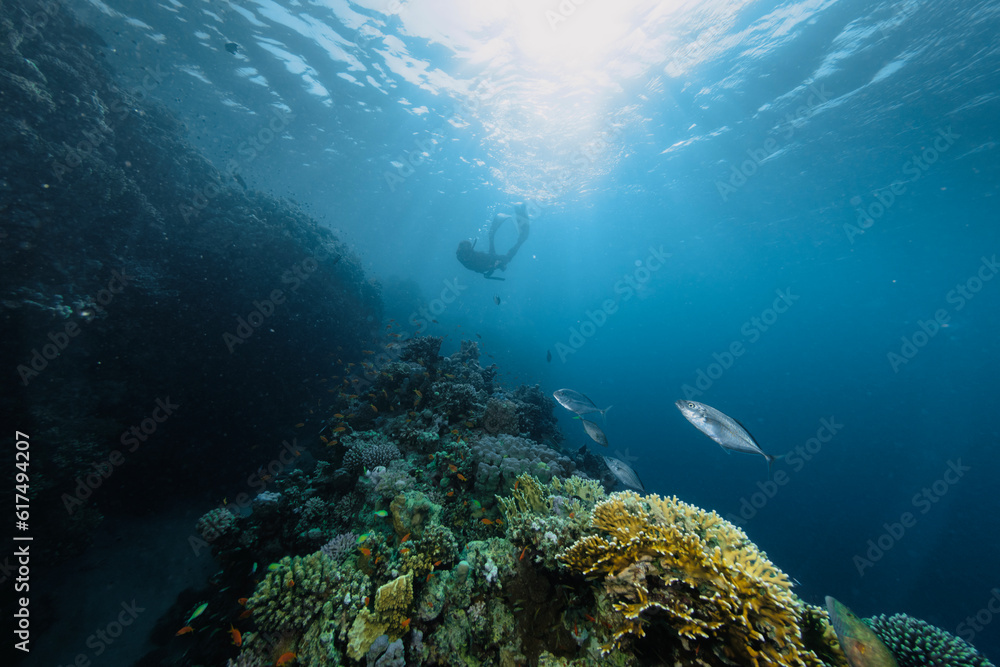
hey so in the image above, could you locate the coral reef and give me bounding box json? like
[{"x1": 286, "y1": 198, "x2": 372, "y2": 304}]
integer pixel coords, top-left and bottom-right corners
[
  {"x1": 866, "y1": 614, "x2": 995, "y2": 667},
  {"x1": 483, "y1": 397, "x2": 520, "y2": 435},
  {"x1": 342, "y1": 432, "x2": 402, "y2": 475},
  {"x1": 400, "y1": 336, "x2": 443, "y2": 365},
  {"x1": 165, "y1": 338, "x2": 980, "y2": 667},
  {"x1": 474, "y1": 435, "x2": 578, "y2": 496},
  {"x1": 558, "y1": 490, "x2": 824, "y2": 665},
  {"x1": 347, "y1": 572, "x2": 415, "y2": 659}
]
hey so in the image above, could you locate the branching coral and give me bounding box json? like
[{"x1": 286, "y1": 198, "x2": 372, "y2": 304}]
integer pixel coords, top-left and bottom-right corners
[
  {"x1": 341, "y1": 432, "x2": 401, "y2": 476},
  {"x1": 866, "y1": 613, "x2": 995, "y2": 667},
  {"x1": 558, "y1": 491, "x2": 827, "y2": 666},
  {"x1": 247, "y1": 551, "x2": 369, "y2": 650}
]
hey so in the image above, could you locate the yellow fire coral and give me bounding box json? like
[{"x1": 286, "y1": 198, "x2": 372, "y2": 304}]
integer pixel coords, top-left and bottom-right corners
[
  {"x1": 559, "y1": 490, "x2": 828, "y2": 666},
  {"x1": 346, "y1": 571, "x2": 414, "y2": 660}
]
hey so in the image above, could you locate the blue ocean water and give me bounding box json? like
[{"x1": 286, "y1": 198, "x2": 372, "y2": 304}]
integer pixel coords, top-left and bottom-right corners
[{"x1": 18, "y1": 0, "x2": 1000, "y2": 663}]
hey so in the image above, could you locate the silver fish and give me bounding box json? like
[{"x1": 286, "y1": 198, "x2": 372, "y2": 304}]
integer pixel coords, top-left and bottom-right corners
[
  {"x1": 580, "y1": 418, "x2": 608, "y2": 447},
  {"x1": 675, "y1": 400, "x2": 775, "y2": 469},
  {"x1": 553, "y1": 389, "x2": 612, "y2": 418},
  {"x1": 603, "y1": 456, "x2": 644, "y2": 491}
]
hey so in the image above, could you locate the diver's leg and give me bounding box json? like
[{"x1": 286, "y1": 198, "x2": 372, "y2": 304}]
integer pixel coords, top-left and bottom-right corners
[{"x1": 489, "y1": 213, "x2": 510, "y2": 255}]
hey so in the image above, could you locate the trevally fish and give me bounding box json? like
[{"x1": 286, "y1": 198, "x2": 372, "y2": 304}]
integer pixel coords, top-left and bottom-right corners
[
  {"x1": 580, "y1": 418, "x2": 608, "y2": 447},
  {"x1": 553, "y1": 389, "x2": 612, "y2": 418},
  {"x1": 603, "y1": 456, "x2": 644, "y2": 491},
  {"x1": 825, "y1": 596, "x2": 899, "y2": 667},
  {"x1": 674, "y1": 400, "x2": 775, "y2": 469}
]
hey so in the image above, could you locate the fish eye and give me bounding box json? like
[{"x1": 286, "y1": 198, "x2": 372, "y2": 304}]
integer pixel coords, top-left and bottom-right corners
[{"x1": 687, "y1": 402, "x2": 695, "y2": 408}]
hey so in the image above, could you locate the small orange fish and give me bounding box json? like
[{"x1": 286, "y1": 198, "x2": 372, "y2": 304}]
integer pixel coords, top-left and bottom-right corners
[
  {"x1": 359, "y1": 547, "x2": 372, "y2": 557},
  {"x1": 465, "y1": 421, "x2": 474, "y2": 428},
  {"x1": 363, "y1": 350, "x2": 375, "y2": 354},
  {"x1": 229, "y1": 624, "x2": 242, "y2": 646},
  {"x1": 333, "y1": 426, "x2": 346, "y2": 433},
  {"x1": 448, "y1": 464, "x2": 458, "y2": 473},
  {"x1": 276, "y1": 652, "x2": 298, "y2": 666},
  {"x1": 370, "y1": 404, "x2": 378, "y2": 413},
  {"x1": 519, "y1": 547, "x2": 527, "y2": 561},
  {"x1": 584, "y1": 614, "x2": 596, "y2": 622},
  {"x1": 426, "y1": 572, "x2": 435, "y2": 582},
  {"x1": 334, "y1": 413, "x2": 345, "y2": 418},
  {"x1": 433, "y1": 560, "x2": 442, "y2": 567},
  {"x1": 320, "y1": 435, "x2": 329, "y2": 443},
  {"x1": 363, "y1": 596, "x2": 369, "y2": 606},
  {"x1": 514, "y1": 480, "x2": 519, "y2": 490},
  {"x1": 286, "y1": 579, "x2": 295, "y2": 588},
  {"x1": 428, "y1": 454, "x2": 435, "y2": 461},
  {"x1": 238, "y1": 597, "x2": 248, "y2": 606},
  {"x1": 400, "y1": 548, "x2": 410, "y2": 555},
  {"x1": 295, "y1": 423, "x2": 304, "y2": 428},
  {"x1": 496, "y1": 519, "x2": 503, "y2": 525},
  {"x1": 414, "y1": 390, "x2": 423, "y2": 398},
  {"x1": 451, "y1": 429, "x2": 459, "y2": 436},
  {"x1": 175, "y1": 626, "x2": 194, "y2": 636},
  {"x1": 446, "y1": 490, "x2": 454, "y2": 497},
  {"x1": 401, "y1": 617, "x2": 411, "y2": 629},
  {"x1": 409, "y1": 411, "x2": 418, "y2": 417},
  {"x1": 348, "y1": 394, "x2": 358, "y2": 399},
  {"x1": 457, "y1": 473, "x2": 468, "y2": 482},
  {"x1": 445, "y1": 374, "x2": 456, "y2": 378},
  {"x1": 238, "y1": 609, "x2": 252, "y2": 619},
  {"x1": 481, "y1": 518, "x2": 494, "y2": 525},
  {"x1": 400, "y1": 533, "x2": 411, "y2": 543}
]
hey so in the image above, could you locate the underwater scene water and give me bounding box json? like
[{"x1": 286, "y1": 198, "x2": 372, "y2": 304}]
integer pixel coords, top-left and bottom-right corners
[{"x1": 3, "y1": 0, "x2": 999, "y2": 665}]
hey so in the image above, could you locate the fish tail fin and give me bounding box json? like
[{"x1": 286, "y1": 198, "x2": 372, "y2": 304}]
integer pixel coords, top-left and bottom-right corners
[
  {"x1": 764, "y1": 453, "x2": 784, "y2": 479},
  {"x1": 601, "y1": 405, "x2": 613, "y2": 421}
]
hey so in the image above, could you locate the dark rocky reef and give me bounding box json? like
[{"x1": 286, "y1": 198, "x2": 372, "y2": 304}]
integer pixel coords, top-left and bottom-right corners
[{"x1": 0, "y1": 0, "x2": 381, "y2": 562}]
